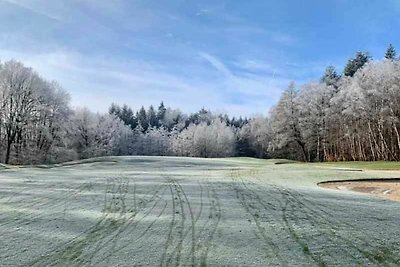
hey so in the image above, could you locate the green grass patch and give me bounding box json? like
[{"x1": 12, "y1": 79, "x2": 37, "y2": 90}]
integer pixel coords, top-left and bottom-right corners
[{"x1": 316, "y1": 161, "x2": 400, "y2": 170}]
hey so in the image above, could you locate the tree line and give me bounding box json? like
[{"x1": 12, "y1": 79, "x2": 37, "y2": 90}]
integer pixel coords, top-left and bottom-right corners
[
  {"x1": 0, "y1": 44, "x2": 399, "y2": 164},
  {"x1": 0, "y1": 60, "x2": 263, "y2": 164},
  {"x1": 269, "y1": 44, "x2": 400, "y2": 161}
]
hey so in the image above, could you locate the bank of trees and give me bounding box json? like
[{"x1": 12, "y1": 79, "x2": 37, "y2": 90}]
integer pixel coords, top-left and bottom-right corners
[
  {"x1": 0, "y1": 61, "x2": 72, "y2": 164},
  {"x1": 269, "y1": 45, "x2": 400, "y2": 161},
  {"x1": 0, "y1": 60, "x2": 249, "y2": 164},
  {"x1": 1, "y1": 45, "x2": 399, "y2": 164}
]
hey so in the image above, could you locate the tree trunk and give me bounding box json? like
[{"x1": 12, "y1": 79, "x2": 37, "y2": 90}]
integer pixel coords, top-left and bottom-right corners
[
  {"x1": 297, "y1": 140, "x2": 308, "y2": 162},
  {"x1": 5, "y1": 140, "x2": 12, "y2": 164}
]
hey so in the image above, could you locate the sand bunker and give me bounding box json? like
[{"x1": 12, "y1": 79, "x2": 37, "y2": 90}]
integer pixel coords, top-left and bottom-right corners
[{"x1": 320, "y1": 179, "x2": 400, "y2": 202}]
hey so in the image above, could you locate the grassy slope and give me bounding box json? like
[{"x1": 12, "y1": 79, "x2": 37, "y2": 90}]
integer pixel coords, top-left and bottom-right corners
[{"x1": 0, "y1": 156, "x2": 399, "y2": 266}]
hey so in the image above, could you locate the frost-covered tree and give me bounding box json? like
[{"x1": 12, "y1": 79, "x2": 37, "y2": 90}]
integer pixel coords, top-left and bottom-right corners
[
  {"x1": 163, "y1": 108, "x2": 185, "y2": 130},
  {"x1": 0, "y1": 59, "x2": 261, "y2": 163},
  {"x1": 270, "y1": 57, "x2": 400, "y2": 161},
  {"x1": 177, "y1": 119, "x2": 235, "y2": 158},
  {"x1": 238, "y1": 116, "x2": 271, "y2": 158},
  {"x1": 0, "y1": 60, "x2": 72, "y2": 164},
  {"x1": 0, "y1": 61, "x2": 38, "y2": 163},
  {"x1": 270, "y1": 82, "x2": 307, "y2": 161},
  {"x1": 297, "y1": 83, "x2": 336, "y2": 161},
  {"x1": 187, "y1": 108, "x2": 213, "y2": 126},
  {"x1": 70, "y1": 109, "x2": 131, "y2": 158},
  {"x1": 140, "y1": 127, "x2": 171, "y2": 156},
  {"x1": 321, "y1": 65, "x2": 340, "y2": 88}
]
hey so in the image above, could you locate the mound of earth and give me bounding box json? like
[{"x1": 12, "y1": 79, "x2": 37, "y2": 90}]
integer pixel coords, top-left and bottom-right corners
[{"x1": 320, "y1": 179, "x2": 400, "y2": 201}]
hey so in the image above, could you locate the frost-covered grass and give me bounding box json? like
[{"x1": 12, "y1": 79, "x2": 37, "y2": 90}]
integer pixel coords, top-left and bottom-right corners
[
  {"x1": 315, "y1": 161, "x2": 400, "y2": 170},
  {"x1": 0, "y1": 156, "x2": 399, "y2": 266}
]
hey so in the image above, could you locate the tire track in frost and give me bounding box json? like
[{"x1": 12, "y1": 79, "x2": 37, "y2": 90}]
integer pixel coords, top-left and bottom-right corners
[
  {"x1": 198, "y1": 179, "x2": 221, "y2": 267},
  {"x1": 1, "y1": 180, "x2": 96, "y2": 262},
  {"x1": 159, "y1": 183, "x2": 178, "y2": 267},
  {"x1": 30, "y1": 178, "x2": 165, "y2": 266},
  {"x1": 83, "y1": 180, "x2": 169, "y2": 266},
  {"x1": 161, "y1": 177, "x2": 189, "y2": 267},
  {"x1": 27, "y1": 178, "x2": 168, "y2": 267},
  {"x1": 27, "y1": 178, "x2": 130, "y2": 267},
  {"x1": 168, "y1": 179, "x2": 186, "y2": 267},
  {"x1": 243, "y1": 168, "x2": 398, "y2": 266},
  {"x1": 273, "y1": 184, "x2": 400, "y2": 266},
  {"x1": 238, "y1": 177, "x2": 337, "y2": 266},
  {"x1": 0, "y1": 175, "x2": 39, "y2": 202},
  {"x1": 237, "y1": 171, "x2": 368, "y2": 266},
  {"x1": 0, "y1": 182, "x2": 30, "y2": 203},
  {"x1": 0, "y1": 182, "x2": 94, "y2": 232},
  {"x1": 160, "y1": 175, "x2": 221, "y2": 267},
  {"x1": 78, "y1": 178, "x2": 131, "y2": 265},
  {"x1": 291, "y1": 188, "x2": 400, "y2": 263},
  {"x1": 180, "y1": 178, "x2": 221, "y2": 267},
  {"x1": 277, "y1": 187, "x2": 377, "y2": 266},
  {"x1": 231, "y1": 168, "x2": 353, "y2": 266},
  {"x1": 92, "y1": 184, "x2": 169, "y2": 266},
  {"x1": 1, "y1": 181, "x2": 92, "y2": 211},
  {"x1": 229, "y1": 173, "x2": 289, "y2": 266},
  {"x1": 175, "y1": 178, "x2": 196, "y2": 266},
  {"x1": 181, "y1": 181, "x2": 204, "y2": 266},
  {"x1": 234, "y1": 167, "x2": 389, "y2": 266},
  {"x1": 279, "y1": 192, "x2": 327, "y2": 267}
]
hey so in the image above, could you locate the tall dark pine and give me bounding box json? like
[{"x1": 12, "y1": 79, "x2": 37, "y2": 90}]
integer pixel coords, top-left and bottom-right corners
[
  {"x1": 109, "y1": 103, "x2": 137, "y2": 129},
  {"x1": 147, "y1": 106, "x2": 158, "y2": 128},
  {"x1": 120, "y1": 104, "x2": 137, "y2": 129},
  {"x1": 137, "y1": 106, "x2": 148, "y2": 132},
  {"x1": 385, "y1": 44, "x2": 396, "y2": 60},
  {"x1": 157, "y1": 102, "x2": 167, "y2": 127},
  {"x1": 109, "y1": 103, "x2": 121, "y2": 116},
  {"x1": 343, "y1": 51, "x2": 370, "y2": 77}
]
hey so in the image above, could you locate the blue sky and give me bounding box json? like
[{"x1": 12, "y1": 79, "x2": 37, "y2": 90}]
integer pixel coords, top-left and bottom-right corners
[{"x1": 0, "y1": 0, "x2": 399, "y2": 116}]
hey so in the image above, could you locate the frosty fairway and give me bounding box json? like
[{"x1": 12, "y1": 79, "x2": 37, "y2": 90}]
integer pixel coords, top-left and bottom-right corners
[{"x1": 1, "y1": 157, "x2": 399, "y2": 266}]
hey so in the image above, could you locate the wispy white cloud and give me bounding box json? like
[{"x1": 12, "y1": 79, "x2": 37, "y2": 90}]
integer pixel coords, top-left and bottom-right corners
[
  {"x1": 223, "y1": 26, "x2": 298, "y2": 46},
  {"x1": 3, "y1": 0, "x2": 64, "y2": 21},
  {"x1": 200, "y1": 52, "x2": 287, "y2": 96},
  {"x1": 234, "y1": 59, "x2": 276, "y2": 73},
  {"x1": 199, "y1": 52, "x2": 233, "y2": 77},
  {"x1": 0, "y1": 48, "x2": 289, "y2": 116},
  {"x1": 1, "y1": 0, "x2": 345, "y2": 116}
]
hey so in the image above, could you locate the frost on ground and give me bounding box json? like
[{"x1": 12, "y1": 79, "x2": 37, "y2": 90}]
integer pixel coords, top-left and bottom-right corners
[{"x1": 0, "y1": 156, "x2": 399, "y2": 267}]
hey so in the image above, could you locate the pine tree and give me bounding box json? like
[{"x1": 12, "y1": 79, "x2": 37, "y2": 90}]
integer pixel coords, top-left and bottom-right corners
[
  {"x1": 385, "y1": 44, "x2": 396, "y2": 60},
  {"x1": 109, "y1": 104, "x2": 137, "y2": 129},
  {"x1": 321, "y1": 65, "x2": 340, "y2": 87},
  {"x1": 148, "y1": 105, "x2": 158, "y2": 128},
  {"x1": 120, "y1": 104, "x2": 136, "y2": 129},
  {"x1": 157, "y1": 102, "x2": 167, "y2": 126},
  {"x1": 343, "y1": 51, "x2": 371, "y2": 77},
  {"x1": 137, "y1": 106, "x2": 148, "y2": 132},
  {"x1": 109, "y1": 103, "x2": 121, "y2": 116}
]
